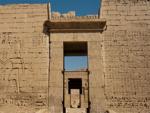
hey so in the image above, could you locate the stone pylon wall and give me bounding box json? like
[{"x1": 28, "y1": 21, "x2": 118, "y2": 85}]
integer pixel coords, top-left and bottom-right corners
[
  {"x1": 100, "y1": 0, "x2": 150, "y2": 113},
  {"x1": 0, "y1": 1, "x2": 150, "y2": 113},
  {"x1": 0, "y1": 4, "x2": 49, "y2": 112}
]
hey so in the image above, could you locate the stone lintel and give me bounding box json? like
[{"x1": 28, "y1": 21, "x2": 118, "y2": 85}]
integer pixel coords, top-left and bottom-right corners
[{"x1": 45, "y1": 18, "x2": 106, "y2": 33}]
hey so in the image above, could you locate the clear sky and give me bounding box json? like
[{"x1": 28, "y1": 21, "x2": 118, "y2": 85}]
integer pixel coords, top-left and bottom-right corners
[
  {"x1": 0, "y1": 0, "x2": 100, "y2": 16},
  {"x1": 64, "y1": 56, "x2": 88, "y2": 71}
]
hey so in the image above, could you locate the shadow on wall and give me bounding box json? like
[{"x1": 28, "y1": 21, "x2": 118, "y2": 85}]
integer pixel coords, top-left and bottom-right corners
[{"x1": 43, "y1": 20, "x2": 50, "y2": 35}]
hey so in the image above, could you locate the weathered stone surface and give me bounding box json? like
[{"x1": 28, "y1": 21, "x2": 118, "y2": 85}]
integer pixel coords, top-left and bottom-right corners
[
  {"x1": 101, "y1": 0, "x2": 150, "y2": 113},
  {"x1": 0, "y1": 4, "x2": 49, "y2": 112},
  {"x1": 0, "y1": 0, "x2": 150, "y2": 113}
]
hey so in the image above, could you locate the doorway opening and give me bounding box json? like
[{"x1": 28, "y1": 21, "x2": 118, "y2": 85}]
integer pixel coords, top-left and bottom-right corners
[
  {"x1": 68, "y1": 78, "x2": 82, "y2": 94},
  {"x1": 63, "y1": 42, "x2": 89, "y2": 113}
]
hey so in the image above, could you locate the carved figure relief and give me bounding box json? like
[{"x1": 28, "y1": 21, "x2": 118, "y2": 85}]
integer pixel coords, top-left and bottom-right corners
[{"x1": 0, "y1": 34, "x2": 25, "y2": 94}]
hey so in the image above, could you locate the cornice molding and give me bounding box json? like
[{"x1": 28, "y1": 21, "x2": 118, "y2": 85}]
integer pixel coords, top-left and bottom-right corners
[{"x1": 44, "y1": 18, "x2": 106, "y2": 33}]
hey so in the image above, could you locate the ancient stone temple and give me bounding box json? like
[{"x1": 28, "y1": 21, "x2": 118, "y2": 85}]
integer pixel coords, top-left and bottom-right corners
[{"x1": 0, "y1": 0, "x2": 150, "y2": 113}]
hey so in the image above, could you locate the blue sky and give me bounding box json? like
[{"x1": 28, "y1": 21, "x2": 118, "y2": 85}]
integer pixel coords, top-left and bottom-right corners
[
  {"x1": 0, "y1": 0, "x2": 100, "y2": 16},
  {"x1": 64, "y1": 56, "x2": 87, "y2": 71}
]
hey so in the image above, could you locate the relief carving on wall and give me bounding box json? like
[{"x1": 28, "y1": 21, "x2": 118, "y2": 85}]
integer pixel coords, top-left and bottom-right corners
[{"x1": 0, "y1": 33, "x2": 25, "y2": 94}]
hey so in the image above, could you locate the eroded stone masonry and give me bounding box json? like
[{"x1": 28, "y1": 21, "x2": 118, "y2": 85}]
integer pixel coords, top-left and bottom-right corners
[{"x1": 0, "y1": 0, "x2": 150, "y2": 113}]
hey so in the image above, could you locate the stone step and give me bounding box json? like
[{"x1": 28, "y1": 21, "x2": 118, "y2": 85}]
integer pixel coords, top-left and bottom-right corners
[{"x1": 66, "y1": 108, "x2": 87, "y2": 113}]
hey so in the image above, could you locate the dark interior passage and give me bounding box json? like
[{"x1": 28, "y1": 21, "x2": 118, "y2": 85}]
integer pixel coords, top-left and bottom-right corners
[{"x1": 68, "y1": 78, "x2": 82, "y2": 94}]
